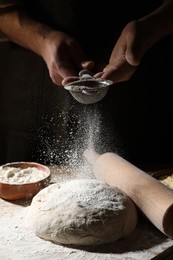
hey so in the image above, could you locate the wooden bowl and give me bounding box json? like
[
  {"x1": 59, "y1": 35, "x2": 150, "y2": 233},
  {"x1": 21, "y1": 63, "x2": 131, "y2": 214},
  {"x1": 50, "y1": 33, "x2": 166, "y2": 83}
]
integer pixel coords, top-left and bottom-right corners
[{"x1": 0, "y1": 162, "x2": 51, "y2": 200}]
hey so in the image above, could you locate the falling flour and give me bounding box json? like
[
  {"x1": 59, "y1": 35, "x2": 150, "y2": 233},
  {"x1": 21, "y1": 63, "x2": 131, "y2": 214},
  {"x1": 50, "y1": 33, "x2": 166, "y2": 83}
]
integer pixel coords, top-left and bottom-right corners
[{"x1": 34, "y1": 104, "x2": 120, "y2": 175}]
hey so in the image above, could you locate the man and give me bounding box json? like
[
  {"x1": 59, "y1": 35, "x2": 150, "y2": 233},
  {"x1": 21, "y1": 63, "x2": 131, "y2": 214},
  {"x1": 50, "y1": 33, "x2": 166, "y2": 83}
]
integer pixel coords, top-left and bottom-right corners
[{"x1": 0, "y1": 0, "x2": 173, "y2": 168}]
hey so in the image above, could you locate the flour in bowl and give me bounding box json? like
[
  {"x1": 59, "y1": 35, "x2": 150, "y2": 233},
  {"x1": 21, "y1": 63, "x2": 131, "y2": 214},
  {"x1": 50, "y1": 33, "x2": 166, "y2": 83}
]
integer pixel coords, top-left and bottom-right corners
[{"x1": 0, "y1": 166, "x2": 49, "y2": 184}]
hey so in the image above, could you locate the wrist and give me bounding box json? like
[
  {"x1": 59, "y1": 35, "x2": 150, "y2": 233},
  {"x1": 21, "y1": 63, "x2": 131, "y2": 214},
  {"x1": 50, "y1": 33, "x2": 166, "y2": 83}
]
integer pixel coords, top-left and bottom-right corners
[{"x1": 138, "y1": 0, "x2": 173, "y2": 50}]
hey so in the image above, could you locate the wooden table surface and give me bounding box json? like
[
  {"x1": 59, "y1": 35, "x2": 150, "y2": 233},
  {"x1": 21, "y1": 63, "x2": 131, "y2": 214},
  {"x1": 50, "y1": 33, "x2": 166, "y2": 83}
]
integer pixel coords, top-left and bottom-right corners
[{"x1": 1, "y1": 166, "x2": 173, "y2": 260}]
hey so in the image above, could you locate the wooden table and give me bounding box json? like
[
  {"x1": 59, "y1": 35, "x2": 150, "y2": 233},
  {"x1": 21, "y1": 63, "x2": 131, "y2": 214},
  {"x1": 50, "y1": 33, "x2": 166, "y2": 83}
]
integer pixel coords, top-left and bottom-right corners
[{"x1": 1, "y1": 166, "x2": 173, "y2": 260}]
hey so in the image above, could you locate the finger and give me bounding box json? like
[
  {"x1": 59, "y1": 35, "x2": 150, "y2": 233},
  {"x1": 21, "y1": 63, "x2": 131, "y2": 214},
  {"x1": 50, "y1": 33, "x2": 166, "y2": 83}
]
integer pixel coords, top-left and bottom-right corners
[
  {"x1": 49, "y1": 68, "x2": 64, "y2": 86},
  {"x1": 101, "y1": 66, "x2": 117, "y2": 82},
  {"x1": 56, "y1": 48, "x2": 79, "y2": 78},
  {"x1": 100, "y1": 63, "x2": 137, "y2": 83},
  {"x1": 67, "y1": 40, "x2": 95, "y2": 70},
  {"x1": 125, "y1": 48, "x2": 141, "y2": 66},
  {"x1": 81, "y1": 60, "x2": 95, "y2": 70},
  {"x1": 125, "y1": 29, "x2": 141, "y2": 66},
  {"x1": 93, "y1": 72, "x2": 104, "y2": 79},
  {"x1": 62, "y1": 76, "x2": 80, "y2": 86}
]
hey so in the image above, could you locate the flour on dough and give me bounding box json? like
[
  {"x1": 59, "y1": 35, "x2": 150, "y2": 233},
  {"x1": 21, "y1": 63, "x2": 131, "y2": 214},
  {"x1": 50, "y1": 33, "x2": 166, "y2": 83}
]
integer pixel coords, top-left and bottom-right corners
[{"x1": 26, "y1": 179, "x2": 138, "y2": 246}]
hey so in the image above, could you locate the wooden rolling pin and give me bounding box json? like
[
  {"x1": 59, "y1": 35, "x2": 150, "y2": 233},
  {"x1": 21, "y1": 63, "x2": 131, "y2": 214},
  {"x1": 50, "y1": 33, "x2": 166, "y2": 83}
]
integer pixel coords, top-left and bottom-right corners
[{"x1": 83, "y1": 149, "x2": 173, "y2": 238}]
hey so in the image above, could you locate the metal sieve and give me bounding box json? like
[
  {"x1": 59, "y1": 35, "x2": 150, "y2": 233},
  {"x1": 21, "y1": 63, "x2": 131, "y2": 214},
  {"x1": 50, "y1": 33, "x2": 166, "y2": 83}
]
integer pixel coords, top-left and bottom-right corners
[{"x1": 64, "y1": 70, "x2": 113, "y2": 104}]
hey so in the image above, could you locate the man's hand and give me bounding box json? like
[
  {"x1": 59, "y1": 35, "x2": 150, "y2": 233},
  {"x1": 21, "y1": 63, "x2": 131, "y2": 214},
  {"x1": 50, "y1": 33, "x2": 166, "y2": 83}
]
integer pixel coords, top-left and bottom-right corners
[
  {"x1": 41, "y1": 31, "x2": 94, "y2": 85},
  {"x1": 94, "y1": 21, "x2": 144, "y2": 83},
  {"x1": 0, "y1": 8, "x2": 94, "y2": 86},
  {"x1": 95, "y1": 0, "x2": 173, "y2": 84}
]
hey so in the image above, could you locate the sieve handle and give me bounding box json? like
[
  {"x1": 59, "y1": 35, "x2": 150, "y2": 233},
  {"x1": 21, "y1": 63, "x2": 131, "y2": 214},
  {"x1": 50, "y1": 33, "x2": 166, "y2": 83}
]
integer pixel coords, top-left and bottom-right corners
[{"x1": 79, "y1": 69, "x2": 94, "y2": 80}]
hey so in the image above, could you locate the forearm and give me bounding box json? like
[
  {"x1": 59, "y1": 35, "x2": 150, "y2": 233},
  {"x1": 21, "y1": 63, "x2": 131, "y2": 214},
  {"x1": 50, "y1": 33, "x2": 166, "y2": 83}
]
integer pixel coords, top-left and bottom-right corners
[
  {"x1": 0, "y1": 7, "x2": 53, "y2": 56},
  {"x1": 139, "y1": 0, "x2": 173, "y2": 46}
]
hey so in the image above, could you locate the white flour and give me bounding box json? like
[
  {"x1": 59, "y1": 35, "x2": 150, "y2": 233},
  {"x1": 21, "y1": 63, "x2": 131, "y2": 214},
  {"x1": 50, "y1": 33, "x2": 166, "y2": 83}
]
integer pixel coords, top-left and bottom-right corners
[
  {"x1": 36, "y1": 105, "x2": 119, "y2": 170},
  {"x1": 26, "y1": 179, "x2": 138, "y2": 246},
  {"x1": 0, "y1": 166, "x2": 49, "y2": 184},
  {"x1": 1, "y1": 104, "x2": 172, "y2": 258},
  {"x1": 1, "y1": 169, "x2": 173, "y2": 260}
]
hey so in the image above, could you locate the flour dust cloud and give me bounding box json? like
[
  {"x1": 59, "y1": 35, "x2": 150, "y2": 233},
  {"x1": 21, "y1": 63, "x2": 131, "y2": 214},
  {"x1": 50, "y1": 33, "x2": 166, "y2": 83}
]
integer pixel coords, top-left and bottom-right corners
[{"x1": 31, "y1": 103, "x2": 120, "y2": 177}]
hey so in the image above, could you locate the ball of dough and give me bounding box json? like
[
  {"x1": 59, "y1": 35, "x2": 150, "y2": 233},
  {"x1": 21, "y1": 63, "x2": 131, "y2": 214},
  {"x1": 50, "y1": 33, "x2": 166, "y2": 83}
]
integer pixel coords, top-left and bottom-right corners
[{"x1": 26, "y1": 179, "x2": 138, "y2": 246}]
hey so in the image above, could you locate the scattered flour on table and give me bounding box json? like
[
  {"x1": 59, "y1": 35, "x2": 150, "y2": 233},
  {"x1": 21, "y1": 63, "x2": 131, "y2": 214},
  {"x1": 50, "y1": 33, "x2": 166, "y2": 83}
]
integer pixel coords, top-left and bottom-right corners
[
  {"x1": 1, "y1": 101, "x2": 172, "y2": 258},
  {"x1": 1, "y1": 198, "x2": 173, "y2": 260}
]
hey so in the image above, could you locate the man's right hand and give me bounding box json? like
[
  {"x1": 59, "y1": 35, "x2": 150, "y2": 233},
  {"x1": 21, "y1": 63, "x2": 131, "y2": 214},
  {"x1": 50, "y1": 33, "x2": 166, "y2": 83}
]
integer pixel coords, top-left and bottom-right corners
[{"x1": 41, "y1": 31, "x2": 94, "y2": 86}]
